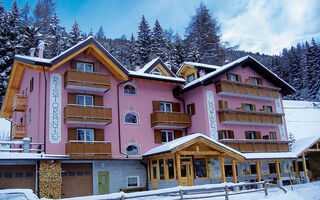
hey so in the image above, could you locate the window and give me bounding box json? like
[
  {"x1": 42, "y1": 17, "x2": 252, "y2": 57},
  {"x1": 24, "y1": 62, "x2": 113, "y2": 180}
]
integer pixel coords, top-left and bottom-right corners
[
  {"x1": 248, "y1": 131, "x2": 255, "y2": 139},
  {"x1": 187, "y1": 74, "x2": 195, "y2": 83},
  {"x1": 77, "y1": 62, "x2": 93, "y2": 72},
  {"x1": 161, "y1": 130, "x2": 174, "y2": 143},
  {"x1": 224, "y1": 165, "x2": 233, "y2": 177},
  {"x1": 125, "y1": 112, "x2": 138, "y2": 124},
  {"x1": 77, "y1": 129, "x2": 94, "y2": 141},
  {"x1": 126, "y1": 145, "x2": 139, "y2": 155},
  {"x1": 251, "y1": 77, "x2": 259, "y2": 85},
  {"x1": 76, "y1": 95, "x2": 93, "y2": 106},
  {"x1": 194, "y1": 158, "x2": 207, "y2": 178},
  {"x1": 269, "y1": 132, "x2": 277, "y2": 140},
  {"x1": 241, "y1": 162, "x2": 250, "y2": 176},
  {"x1": 15, "y1": 172, "x2": 23, "y2": 178},
  {"x1": 250, "y1": 163, "x2": 257, "y2": 174},
  {"x1": 167, "y1": 159, "x2": 175, "y2": 179},
  {"x1": 218, "y1": 130, "x2": 234, "y2": 139},
  {"x1": 5, "y1": 173, "x2": 13, "y2": 178},
  {"x1": 265, "y1": 106, "x2": 272, "y2": 113},
  {"x1": 127, "y1": 176, "x2": 139, "y2": 187},
  {"x1": 229, "y1": 73, "x2": 240, "y2": 82},
  {"x1": 269, "y1": 163, "x2": 277, "y2": 174},
  {"x1": 187, "y1": 103, "x2": 195, "y2": 115},
  {"x1": 261, "y1": 162, "x2": 269, "y2": 174},
  {"x1": 28, "y1": 108, "x2": 31, "y2": 123},
  {"x1": 151, "y1": 68, "x2": 163, "y2": 76},
  {"x1": 30, "y1": 78, "x2": 34, "y2": 92},
  {"x1": 124, "y1": 84, "x2": 136, "y2": 95},
  {"x1": 160, "y1": 102, "x2": 172, "y2": 112},
  {"x1": 159, "y1": 159, "x2": 164, "y2": 180},
  {"x1": 244, "y1": 104, "x2": 255, "y2": 111}
]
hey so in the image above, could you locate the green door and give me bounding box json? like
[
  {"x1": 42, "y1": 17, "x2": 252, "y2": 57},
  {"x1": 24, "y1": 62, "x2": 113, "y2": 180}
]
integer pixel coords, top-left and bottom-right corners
[{"x1": 98, "y1": 171, "x2": 109, "y2": 194}]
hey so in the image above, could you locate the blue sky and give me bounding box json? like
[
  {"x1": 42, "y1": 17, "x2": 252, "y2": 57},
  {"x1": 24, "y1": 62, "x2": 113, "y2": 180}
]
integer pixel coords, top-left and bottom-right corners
[{"x1": 3, "y1": 0, "x2": 320, "y2": 55}]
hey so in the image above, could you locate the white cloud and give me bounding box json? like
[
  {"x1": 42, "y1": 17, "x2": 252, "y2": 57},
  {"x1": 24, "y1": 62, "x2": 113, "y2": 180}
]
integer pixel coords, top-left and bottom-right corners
[{"x1": 220, "y1": 0, "x2": 320, "y2": 54}]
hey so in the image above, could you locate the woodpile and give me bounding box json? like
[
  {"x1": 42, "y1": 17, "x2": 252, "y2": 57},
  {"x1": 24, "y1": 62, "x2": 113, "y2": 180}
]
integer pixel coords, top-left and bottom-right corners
[
  {"x1": 38, "y1": 160, "x2": 62, "y2": 199},
  {"x1": 308, "y1": 153, "x2": 320, "y2": 178}
]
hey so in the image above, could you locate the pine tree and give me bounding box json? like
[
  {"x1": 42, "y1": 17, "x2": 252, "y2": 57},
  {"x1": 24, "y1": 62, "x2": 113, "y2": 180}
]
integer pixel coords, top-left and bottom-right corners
[
  {"x1": 171, "y1": 33, "x2": 186, "y2": 70},
  {"x1": 150, "y1": 20, "x2": 166, "y2": 60},
  {"x1": 20, "y1": 2, "x2": 32, "y2": 26},
  {"x1": 185, "y1": 3, "x2": 225, "y2": 65},
  {"x1": 288, "y1": 132, "x2": 296, "y2": 151},
  {"x1": 68, "y1": 20, "x2": 83, "y2": 47},
  {"x1": 135, "y1": 15, "x2": 152, "y2": 65}
]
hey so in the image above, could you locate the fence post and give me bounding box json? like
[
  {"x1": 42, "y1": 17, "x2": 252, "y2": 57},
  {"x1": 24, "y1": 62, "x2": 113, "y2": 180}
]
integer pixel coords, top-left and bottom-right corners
[
  {"x1": 179, "y1": 189, "x2": 183, "y2": 200},
  {"x1": 264, "y1": 181, "x2": 268, "y2": 196},
  {"x1": 225, "y1": 185, "x2": 229, "y2": 200},
  {"x1": 22, "y1": 138, "x2": 31, "y2": 153},
  {"x1": 121, "y1": 195, "x2": 125, "y2": 200}
]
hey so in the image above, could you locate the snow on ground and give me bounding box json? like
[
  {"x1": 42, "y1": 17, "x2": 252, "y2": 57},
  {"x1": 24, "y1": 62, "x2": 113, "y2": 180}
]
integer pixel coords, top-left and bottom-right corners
[{"x1": 283, "y1": 100, "x2": 320, "y2": 140}]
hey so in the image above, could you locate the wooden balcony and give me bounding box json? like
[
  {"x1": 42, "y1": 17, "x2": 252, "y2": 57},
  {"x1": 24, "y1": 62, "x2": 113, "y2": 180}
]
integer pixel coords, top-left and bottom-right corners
[
  {"x1": 64, "y1": 105, "x2": 112, "y2": 125},
  {"x1": 215, "y1": 79, "x2": 280, "y2": 100},
  {"x1": 64, "y1": 70, "x2": 110, "y2": 92},
  {"x1": 12, "y1": 94, "x2": 27, "y2": 112},
  {"x1": 12, "y1": 124, "x2": 26, "y2": 139},
  {"x1": 219, "y1": 139, "x2": 290, "y2": 153},
  {"x1": 150, "y1": 111, "x2": 191, "y2": 128},
  {"x1": 217, "y1": 109, "x2": 283, "y2": 126},
  {"x1": 66, "y1": 141, "x2": 111, "y2": 159}
]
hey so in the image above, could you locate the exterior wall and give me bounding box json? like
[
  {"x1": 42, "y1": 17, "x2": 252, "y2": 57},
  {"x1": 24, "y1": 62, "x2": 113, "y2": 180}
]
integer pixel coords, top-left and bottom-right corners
[
  {"x1": 92, "y1": 159, "x2": 146, "y2": 194},
  {"x1": 156, "y1": 180, "x2": 178, "y2": 189}
]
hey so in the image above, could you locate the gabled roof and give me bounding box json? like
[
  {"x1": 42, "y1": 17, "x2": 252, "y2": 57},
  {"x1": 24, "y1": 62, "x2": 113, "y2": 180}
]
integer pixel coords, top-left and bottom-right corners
[
  {"x1": 143, "y1": 133, "x2": 245, "y2": 160},
  {"x1": 292, "y1": 136, "x2": 320, "y2": 157},
  {"x1": 177, "y1": 56, "x2": 296, "y2": 95},
  {"x1": 176, "y1": 61, "x2": 219, "y2": 76},
  {"x1": 129, "y1": 57, "x2": 185, "y2": 84}
]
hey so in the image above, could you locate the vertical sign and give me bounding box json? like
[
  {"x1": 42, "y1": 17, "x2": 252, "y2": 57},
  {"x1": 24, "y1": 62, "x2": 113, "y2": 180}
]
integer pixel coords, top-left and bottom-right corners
[
  {"x1": 206, "y1": 90, "x2": 218, "y2": 140},
  {"x1": 49, "y1": 73, "x2": 61, "y2": 143},
  {"x1": 275, "y1": 99, "x2": 286, "y2": 140}
]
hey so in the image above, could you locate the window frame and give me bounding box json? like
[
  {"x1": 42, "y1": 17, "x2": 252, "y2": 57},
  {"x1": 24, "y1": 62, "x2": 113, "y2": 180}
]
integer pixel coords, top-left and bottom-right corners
[
  {"x1": 251, "y1": 77, "x2": 259, "y2": 85},
  {"x1": 123, "y1": 84, "x2": 137, "y2": 95},
  {"x1": 265, "y1": 106, "x2": 273, "y2": 113},
  {"x1": 151, "y1": 68, "x2": 163, "y2": 76},
  {"x1": 187, "y1": 74, "x2": 195, "y2": 83},
  {"x1": 229, "y1": 73, "x2": 240, "y2": 82},
  {"x1": 159, "y1": 102, "x2": 172, "y2": 112},
  {"x1": 161, "y1": 130, "x2": 174, "y2": 143},
  {"x1": 77, "y1": 128, "x2": 94, "y2": 142},
  {"x1": 76, "y1": 94, "x2": 94, "y2": 106},
  {"x1": 269, "y1": 132, "x2": 277, "y2": 140},
  {"x1": 126, "y1": 176, "x2": 140, "y2": 188},
  {"x1": 76, "y1": 61, "x2": 94, "y2": 73},
  {"x1": 126, "y1": 144, "x2": 139, "y2": 155},
  {"x1": 124, "y1": 112, "x2": 139, "y2": 125},
  {"x1": 248, "y1": 131, "x2": 255, "y2": 139}
]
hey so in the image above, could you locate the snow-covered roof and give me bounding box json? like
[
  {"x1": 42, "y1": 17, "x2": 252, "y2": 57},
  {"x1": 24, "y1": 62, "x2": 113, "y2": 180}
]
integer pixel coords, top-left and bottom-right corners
[
  {"x1": 180, "y1": 56, "x2": 295, "y2": 95},
  {"x1": 129, "y1": 70, "x2": 185, "y2": 83},
  {"x1": 0, "y1": 152, "x2": 69, "y2": 160},
  {"x1": 143, "y1": 133, "x2": 245, "y2": 159},
  {"x1": 176, "y1": 61, "x2": 220, "y2": 75},
  {"x1": 136, "y1": 58, "x2": 160, "y2": 73},
  {"x1": 291, "y1": 136, "x2": 320, "y2": 157},
  {"x1": 243, "y1": 152, "x2": 297, "y2": 160}
]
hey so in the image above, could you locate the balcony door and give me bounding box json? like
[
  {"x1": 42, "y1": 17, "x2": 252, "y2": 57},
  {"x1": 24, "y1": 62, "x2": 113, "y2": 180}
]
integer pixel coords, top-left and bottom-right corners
[{"x1": 160, "y1": 102, "x2": 172, "y2": 112}]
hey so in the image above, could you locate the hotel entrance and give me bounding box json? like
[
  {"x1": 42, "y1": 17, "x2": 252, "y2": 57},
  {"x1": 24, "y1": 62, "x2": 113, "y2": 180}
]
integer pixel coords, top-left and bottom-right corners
[{"x1": 180, "y1": 156, "x2": 194, "y2": 186}]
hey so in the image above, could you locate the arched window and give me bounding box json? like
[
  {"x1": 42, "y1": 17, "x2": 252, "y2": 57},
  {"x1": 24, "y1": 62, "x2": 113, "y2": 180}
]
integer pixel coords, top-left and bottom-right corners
[
  {"x1": 126, "y1": 145, "x2": 139, "y2": 155},
  {"x1": 124, "y1": 112, "x2": 138, "y2": 124},
  {"x1": 124, "y1": 84, "x2": 136, "y2": 95}
]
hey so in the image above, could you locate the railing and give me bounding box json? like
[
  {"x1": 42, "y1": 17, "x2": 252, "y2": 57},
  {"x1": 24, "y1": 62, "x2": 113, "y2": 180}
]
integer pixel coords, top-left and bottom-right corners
[
  {"x1": 64, "y1": 104, "x2": 112, "y2": 125},
  {"x1": 217, "y1": 109, "x2": 283, "y2": 126},
  {"x1": 12, "y1": 94, "x2": 27, "y2": 112},
  {"x1": 66, "y1": 140, "x2": 112, "y2": 159},
  {"x1": 215, "y1": 79, "x2": 280, "y2": 100},
  {"x1": 0, "y1": 138, "x2": 44, "y2": 153},
  {"x1": 150, "y1": 111, "x2": 191, "y2": 128},
  {"x1": 219, "y1": 139, "x2": 290, "y2": 152},
  {"x1": 64, "y1": 69, "x2": 110, "y2": 92},
  {"x1": 73, "y1": 181, "x2": 286, "y2": 200},
  {"x1": 12, "y1": 123, "x2": 26, "y2": 139}
]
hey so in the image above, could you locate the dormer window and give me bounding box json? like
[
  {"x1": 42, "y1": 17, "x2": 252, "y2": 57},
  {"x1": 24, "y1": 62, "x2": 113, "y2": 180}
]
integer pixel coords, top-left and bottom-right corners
[
  {"x1": 187, "y1": 74, "x2": 195, "y2": 83},
  {"x1": 151, "y1": 68, "x2": 163, "y2": 76},
  {"x1": 77, "y1": 62, "x2": 93, "y2": 72},
  {"x1": 228, "y1": 73, "x2": 241, "y2": 82}
]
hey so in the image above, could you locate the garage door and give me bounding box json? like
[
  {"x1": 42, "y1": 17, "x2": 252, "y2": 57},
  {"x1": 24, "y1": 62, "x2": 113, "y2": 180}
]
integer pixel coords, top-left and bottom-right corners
[
  {"x1": 61, "y1": 163, "x2": 93, "y2": 198},
  {"x1": 0, "y1": 165, "x2": 36, "y2": 191}
]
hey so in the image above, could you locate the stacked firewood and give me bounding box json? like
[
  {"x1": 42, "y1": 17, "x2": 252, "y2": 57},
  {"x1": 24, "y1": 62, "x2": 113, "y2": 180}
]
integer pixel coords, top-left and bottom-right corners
[{"x1": 38, "y1": 160, "x2": 62, "y2": 199}]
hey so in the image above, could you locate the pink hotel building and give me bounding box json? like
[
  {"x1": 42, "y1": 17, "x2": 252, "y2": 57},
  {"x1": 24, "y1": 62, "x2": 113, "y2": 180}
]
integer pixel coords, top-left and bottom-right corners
[{"x1": 0, "y1": 37, "x2": 308, "y2": 198}]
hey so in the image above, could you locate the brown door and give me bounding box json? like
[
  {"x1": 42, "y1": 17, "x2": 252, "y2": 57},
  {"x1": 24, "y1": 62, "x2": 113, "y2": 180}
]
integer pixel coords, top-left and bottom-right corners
[
  {"x1": 61, "y1": 163, "x2": 93, "y2": 198},
  {"x1": 180, "y1": 157, "x2": 194, "y2": 186},
  {"x1": 0, "y1": 165, "x2": 36, "y2": 191}
]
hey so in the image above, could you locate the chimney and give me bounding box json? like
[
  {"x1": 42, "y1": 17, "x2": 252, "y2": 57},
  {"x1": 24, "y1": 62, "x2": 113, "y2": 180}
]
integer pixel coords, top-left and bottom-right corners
[
  {"x1": 38, "y1": 40, "x2": 45, "y2": 58},
  {"x1": 199, "y1": 70, "x2": 205, "y2": 77},
  {"x1": 29, "y1": 48, "x2": 35, "y2": 57},
  {"x1": 135, "y1": 63, "x2": 141, "y2": 71}
]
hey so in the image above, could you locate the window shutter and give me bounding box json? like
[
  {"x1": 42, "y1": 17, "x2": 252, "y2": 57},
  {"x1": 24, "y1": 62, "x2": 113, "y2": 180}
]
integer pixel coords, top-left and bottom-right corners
[
  {"x1": 94, "y1": 62, "x2": 100, "y2": 72},
  {"x1": 224, "y1": 101, "x2": 228, "y2": 109},
  {"x1": 237, "y1": 74, "x2": 241, "y2": 82},
  {"x1": 68, "y1": 128, "x2": 77, "y2": 141},
  {"x1": 218, "y1": 100, "x2": 224, "y2": 109},
  {"x1": 228, "y1": 131, "x2": 234, "y2": 139},
  {"x1": 94, "y1": 95, "x2": 103, "y2": 106},
  {"x1": 242, "y1": 103, "x2": 245, "y2": 110},
  {"x1": 71, "y1": 59, "x2": 77, "y2": 69},
  {"x1": 218, "y1": 131, "x2": 223, "y2": 140},
  {"x1": 172, "y1": 102, "x2": 181, "y2": 112},
  {"x1": 245, "y1": 131, "x2": 250, "y2": 139},
  {"x1": 94, "y1": 129, "x2": 104, "y2": 141},
  {"x1": 252, "y1": 104, "x2": 256, "y2": 111},
  {"x1": 174, "y1": 130, "x2": 182, "y2": 139},
  {"x1": 255, "y1": 131, "x2": 261, "y2": 139},
  {"x1": 152, "y1": 101, "x2": 160, "y2": 112},
  {"x1": 154, "y1": 130, "x2": 162, "y2": 144},
  {"x1": 226, "y1": 73, "x2": 230, "y2": 80},
  {"x1": 258, "y1": 78, "x2": 263, "y2": 85},
  {"x1": 68, "y1": 93, "x2": 77, "y2": 104},
  {"x1": 191, "y1": 103, "x2": 196, "y2": 115}
]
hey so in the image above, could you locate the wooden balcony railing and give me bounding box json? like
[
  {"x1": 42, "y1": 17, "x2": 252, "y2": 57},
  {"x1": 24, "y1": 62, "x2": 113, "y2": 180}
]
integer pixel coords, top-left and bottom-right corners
[
  {"x1": 215, "y1": 79, "x2": 280, "y2": 100},
  {"x1": 64, "y1": 70, "x2": 110, "y2": 92},
  {"x1": 66, "y1": 140, "x2": 111, "y2": 159},
  {"x1": 150, "y1": 111, "x2": 191, "y2": 128},
  {"x1": 217, "y1": 109, "x2": 283, "y2": 126},
  {"x1": 64, "y1": 104, "x2": 112, "y2": 125},
  {"x1": 12, "y1": 124, "x2": 26, "y2": 139},
  {"x1": 219, "y1": 139, "x2": 290, "y2": 153},
  {"x1": 12, "y1": 94, "x2": 27, "y2": 112}
]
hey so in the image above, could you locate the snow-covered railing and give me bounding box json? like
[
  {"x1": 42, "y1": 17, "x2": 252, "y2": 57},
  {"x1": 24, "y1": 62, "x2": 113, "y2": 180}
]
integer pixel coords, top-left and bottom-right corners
[{"x1": 0, "y1": 138, "x2": 44, "y2": 153}]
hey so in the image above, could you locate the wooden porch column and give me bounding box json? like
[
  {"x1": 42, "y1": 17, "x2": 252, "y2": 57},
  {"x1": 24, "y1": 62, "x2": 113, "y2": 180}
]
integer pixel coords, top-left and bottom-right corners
[
  {"x1": 256, "y1": 161, "x2": 261, "y2": 182},
  {"x1": 275, "y1": 161, "x2": 281, "y2": 181},
  {"x1": 302, "y1": 153, "x2": 308, "y2": 178},
  {"x1": 232, "y1": 160, "x2": 237, "y2": 183},
  {"x1": 294, "y1": 160, "x2": 300, "y2": 178},
  {"x1": 176, "y1": 154, "x2": 182, "y2": 186},
  {"x1": 220, "y1": 156, "x2": 226, "y2": 183}
]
